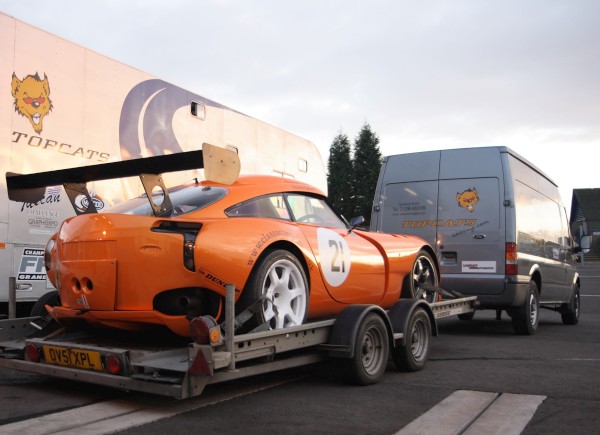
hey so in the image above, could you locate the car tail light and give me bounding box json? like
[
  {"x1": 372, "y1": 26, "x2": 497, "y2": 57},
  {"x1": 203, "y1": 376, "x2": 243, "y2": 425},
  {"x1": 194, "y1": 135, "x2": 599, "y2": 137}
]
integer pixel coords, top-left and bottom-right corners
[
  {"x1": 105, "y1": 354, "x2": 122, "y2": 374},
  {"x1": 152, "y1": 222, "x2": 202, "y2": 272},
  {"x1": 505, "y1": 242, "x2": 518, "y2": 275},
  {"x1": 25, "y1": 344, "x2": 41, "y2": 362}
]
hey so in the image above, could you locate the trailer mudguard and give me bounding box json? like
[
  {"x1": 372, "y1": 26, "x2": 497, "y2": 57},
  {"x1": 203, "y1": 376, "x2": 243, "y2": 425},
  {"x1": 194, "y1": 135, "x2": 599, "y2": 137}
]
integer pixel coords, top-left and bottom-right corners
[
  {"x1": 325, "y1": 304, "x2": 394, "y2": 359},
  {"x1": 388, "y1": 299, "x2": 438, "y2": 347}
]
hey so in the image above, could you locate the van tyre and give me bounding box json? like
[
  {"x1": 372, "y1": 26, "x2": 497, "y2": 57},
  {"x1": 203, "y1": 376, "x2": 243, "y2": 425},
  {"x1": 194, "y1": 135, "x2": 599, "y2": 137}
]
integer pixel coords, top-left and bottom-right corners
[
  {"x1": 392, "y1": 307, "x2": 431, "y2": 371},
  {"x1": 512, "y1": 281, "x2": 539, "y2": 335},
  {"x1": 340, "y1": 313, "x2": 389, "y2": 385},
  {"x1": 240, "y1": 249, "x2": 308, "y2": 331},
  {"x1": 30, "y1": 290, "x2": 61, "y2": 317},
  {"x1": 561, "y1": 285, "x2": 580, "y2": 325}
]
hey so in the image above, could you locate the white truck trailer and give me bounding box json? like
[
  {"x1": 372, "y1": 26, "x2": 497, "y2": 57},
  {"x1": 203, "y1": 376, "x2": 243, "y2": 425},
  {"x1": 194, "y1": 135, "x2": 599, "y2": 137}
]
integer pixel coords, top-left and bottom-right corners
[{"x1": 0, "y1": 12, "x2": 326, "y2": 315}]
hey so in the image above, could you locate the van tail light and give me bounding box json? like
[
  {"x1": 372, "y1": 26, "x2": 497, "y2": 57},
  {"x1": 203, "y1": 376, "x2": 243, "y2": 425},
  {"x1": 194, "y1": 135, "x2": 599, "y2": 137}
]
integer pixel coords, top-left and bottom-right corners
[{"x1": 505, "y1": 242, "x2": 518, "y2": 275}]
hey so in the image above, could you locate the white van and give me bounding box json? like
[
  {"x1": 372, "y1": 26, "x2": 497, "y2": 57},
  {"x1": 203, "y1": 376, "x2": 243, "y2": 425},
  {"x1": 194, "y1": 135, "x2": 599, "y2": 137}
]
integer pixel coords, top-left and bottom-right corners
[{"x1": 370, "y1": 146, "x2": 580, "y2": 334}]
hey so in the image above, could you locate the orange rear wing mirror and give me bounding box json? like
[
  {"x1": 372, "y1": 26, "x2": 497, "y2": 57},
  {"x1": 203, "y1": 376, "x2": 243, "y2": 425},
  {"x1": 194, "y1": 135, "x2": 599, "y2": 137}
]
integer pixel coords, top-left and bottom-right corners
[{"x1": 6, "y1": 143, "x2": 240, "y2": 216}]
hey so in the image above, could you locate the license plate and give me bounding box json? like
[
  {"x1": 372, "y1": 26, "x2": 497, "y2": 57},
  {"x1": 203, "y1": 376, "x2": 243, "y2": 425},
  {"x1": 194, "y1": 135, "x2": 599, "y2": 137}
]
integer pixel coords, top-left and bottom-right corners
[{"x1": 42, "y1": 345, "x2": 103, "y2": 371}]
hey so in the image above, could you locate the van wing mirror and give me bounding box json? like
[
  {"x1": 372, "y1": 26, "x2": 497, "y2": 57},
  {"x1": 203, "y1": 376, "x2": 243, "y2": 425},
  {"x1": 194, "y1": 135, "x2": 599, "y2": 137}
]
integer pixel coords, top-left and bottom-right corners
[{"x1": 580, "y1": 235, "x2": 592, "y2": 253}]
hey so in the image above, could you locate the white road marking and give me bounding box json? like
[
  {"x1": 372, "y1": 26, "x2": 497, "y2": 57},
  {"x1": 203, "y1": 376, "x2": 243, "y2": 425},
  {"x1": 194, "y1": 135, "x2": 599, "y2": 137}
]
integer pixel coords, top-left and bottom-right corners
[
  {"x1": 396, "y1": 390, "x2": 545, "y2": 435},
  {"x1": 0, "y1": 377, "x2": 297, "y2": 435}
]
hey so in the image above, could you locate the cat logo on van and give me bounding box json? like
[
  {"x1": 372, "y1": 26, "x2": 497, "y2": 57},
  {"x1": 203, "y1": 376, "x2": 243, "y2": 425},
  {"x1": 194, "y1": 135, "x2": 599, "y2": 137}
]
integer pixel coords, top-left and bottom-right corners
[{"x1": 456, "y1": 188, "x2": 479, "y2": 212}]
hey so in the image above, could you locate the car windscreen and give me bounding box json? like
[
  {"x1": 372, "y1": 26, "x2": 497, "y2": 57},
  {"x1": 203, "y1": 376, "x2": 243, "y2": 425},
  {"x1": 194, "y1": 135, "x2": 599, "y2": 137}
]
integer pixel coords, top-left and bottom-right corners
[{"x1": 103, "y1": 184, "x2": 228, "y2": 216}]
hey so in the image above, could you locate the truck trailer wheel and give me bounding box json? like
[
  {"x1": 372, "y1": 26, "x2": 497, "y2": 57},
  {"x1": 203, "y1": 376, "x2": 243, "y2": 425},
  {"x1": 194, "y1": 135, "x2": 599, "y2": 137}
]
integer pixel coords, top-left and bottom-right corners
[
  {"x1": 30, "y1": 290, "x2": 61, "y2": 317},
  {"x1": 340, "y1": 313, "x2": 389, "y2": 385},
  {"x1": 512, "y1": 281, "x2": 539, "y2": 335},
  {"x1": 561, "y1": 285, "x2": 580, "y2": 325},
  {"x1": 392, "y1": 307, "x2": 431, "y2": 372}
]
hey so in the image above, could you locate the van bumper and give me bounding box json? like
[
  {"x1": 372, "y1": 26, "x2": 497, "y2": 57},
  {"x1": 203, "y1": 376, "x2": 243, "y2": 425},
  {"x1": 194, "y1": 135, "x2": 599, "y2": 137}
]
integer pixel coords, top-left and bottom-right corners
[{"x1": 474, "y1": 282, "x2": 529, "y2": 308}]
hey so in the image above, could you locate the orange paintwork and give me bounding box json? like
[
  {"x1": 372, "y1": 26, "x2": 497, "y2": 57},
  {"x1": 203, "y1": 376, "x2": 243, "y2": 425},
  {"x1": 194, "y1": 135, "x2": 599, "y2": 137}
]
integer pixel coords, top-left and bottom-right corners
[{"x1": 45, "y1": 175, "x2": 434, "y2": 336}]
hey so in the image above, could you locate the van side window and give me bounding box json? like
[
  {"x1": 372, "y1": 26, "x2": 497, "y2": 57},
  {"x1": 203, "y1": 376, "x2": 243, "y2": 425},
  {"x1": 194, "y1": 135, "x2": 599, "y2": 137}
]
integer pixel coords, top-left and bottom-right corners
[{"x1": 514, "y1": 181, "x2": 562, "y2": 261}]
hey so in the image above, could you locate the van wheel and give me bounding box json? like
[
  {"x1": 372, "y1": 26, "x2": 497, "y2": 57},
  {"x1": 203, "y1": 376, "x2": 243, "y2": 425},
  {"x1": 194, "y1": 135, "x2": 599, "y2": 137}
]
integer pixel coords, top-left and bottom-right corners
[
  {"x1": 561, "y1": 285, "x2": 580, "y2": 325},
  {"x1": 30, "y1": 290, "x2": 61, "y2": 317},
  {"x1": 511, "y1": 281, "x2": 539, "y2": 335},
  {"x1": 458, "y1": 312, "x2": 475, "y2": 321},
  {"x1": 403, "y1": 250, "x2": 439, "y2": 302}
]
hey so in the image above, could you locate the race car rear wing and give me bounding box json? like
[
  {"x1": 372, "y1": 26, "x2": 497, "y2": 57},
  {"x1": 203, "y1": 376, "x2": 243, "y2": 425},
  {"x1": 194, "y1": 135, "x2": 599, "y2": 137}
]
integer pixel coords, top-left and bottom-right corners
[{"x1": 6, "y1": 143, "x2": 240, "y2": 217}]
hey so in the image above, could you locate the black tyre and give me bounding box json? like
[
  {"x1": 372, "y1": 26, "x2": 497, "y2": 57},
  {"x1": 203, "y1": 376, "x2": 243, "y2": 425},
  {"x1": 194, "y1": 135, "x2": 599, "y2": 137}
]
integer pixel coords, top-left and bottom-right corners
[
  {"x1": 511, "y1": 281, "x2": 539, "y2": 335},
  {"x1": 340, "y1": 313, "x2": 389, "y2": 385},
  {"x1": 239, "y1": 249, "x2": 308, "y2": 330},
  {"x1": 457, "y1": 312, "x2": 475, "y2": 321},
  {"x1": 402, "y1": 250, "x2": 439, "y2": 302},
  {"x1": 392, "y1": 307, "x2": 432, "y2": 372},
  {"x1": 30, "y1": 290, "x2": 61, "y2": 317},
  {"x1": 561, "y1": 285, "x2": 580, "y2": 325}
]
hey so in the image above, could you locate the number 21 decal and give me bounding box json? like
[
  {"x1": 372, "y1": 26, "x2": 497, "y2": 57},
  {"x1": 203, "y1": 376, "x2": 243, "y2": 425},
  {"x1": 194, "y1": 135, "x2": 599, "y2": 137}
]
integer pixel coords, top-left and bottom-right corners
[{"x1": 317, "y1": 228, "x2": 351, "y2": 287}]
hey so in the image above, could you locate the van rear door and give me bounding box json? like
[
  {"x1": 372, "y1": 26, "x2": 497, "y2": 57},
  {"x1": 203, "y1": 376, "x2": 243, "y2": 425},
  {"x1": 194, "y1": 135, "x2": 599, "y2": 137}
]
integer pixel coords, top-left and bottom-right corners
[{"x1": 436, "y1": 177, "x2": 505, "y2": 295}]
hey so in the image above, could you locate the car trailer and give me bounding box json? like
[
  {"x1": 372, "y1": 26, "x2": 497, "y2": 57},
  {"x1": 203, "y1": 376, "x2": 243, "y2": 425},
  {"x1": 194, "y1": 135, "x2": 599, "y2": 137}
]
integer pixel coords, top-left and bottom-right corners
[{"x1": 0, "y1": 285, "x2": 478, "y2": 399}]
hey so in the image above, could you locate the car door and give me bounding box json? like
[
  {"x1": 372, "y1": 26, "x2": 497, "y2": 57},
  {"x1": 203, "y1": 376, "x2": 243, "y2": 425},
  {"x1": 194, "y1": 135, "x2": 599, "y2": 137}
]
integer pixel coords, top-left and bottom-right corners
[{"x1": 285, "y1": 194, "x2": 386, "y2": 304}]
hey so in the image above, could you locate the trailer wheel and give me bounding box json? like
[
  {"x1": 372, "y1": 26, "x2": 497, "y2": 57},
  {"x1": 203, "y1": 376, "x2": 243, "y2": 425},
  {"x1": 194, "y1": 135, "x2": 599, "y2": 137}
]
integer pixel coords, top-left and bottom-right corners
[
  {"x1": 340, "y1": 313, "x2": 389, "y2": 385},
  {"x1": 241, "y1": 249, "x2": 308, "y2": 330},
  {"x1": 30, "y1": 290, "x2": 61, "y2": 317},
  {"x1": 403, "y1": 250, "x2": 439, "y2": 302},
  {"x1": 392, "y1": 307, "x2": 431, "y2": 372},
  {"x1": 561, "y1": 285, "x2": 580, "y2": 325},
  {"x1": 511, "y1": 280, "x2": 539, "y2": 335}
]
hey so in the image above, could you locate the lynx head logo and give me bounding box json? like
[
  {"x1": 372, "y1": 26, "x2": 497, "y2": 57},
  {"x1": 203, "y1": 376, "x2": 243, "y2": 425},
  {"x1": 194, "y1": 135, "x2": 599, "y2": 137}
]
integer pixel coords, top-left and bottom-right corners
[
  {"x1": 11, "y1": 72, "x2": 53, "y2": 133},
  {"x1": 457, "y1": 188, "x2": 479, "y2": 212}
]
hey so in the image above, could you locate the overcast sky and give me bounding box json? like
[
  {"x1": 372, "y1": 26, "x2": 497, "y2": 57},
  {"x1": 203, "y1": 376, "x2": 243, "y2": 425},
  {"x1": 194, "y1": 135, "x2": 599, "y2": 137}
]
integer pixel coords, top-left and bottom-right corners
[{"x1": 2, "y1": 0, "x2": 598, "y2": 211}]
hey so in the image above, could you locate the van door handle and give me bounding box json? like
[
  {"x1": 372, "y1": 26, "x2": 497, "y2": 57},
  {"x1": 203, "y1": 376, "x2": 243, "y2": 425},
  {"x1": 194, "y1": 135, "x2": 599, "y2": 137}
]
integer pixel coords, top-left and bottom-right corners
[{"x1": 473, "y1": 234, "x2": 486, "y2": 240}]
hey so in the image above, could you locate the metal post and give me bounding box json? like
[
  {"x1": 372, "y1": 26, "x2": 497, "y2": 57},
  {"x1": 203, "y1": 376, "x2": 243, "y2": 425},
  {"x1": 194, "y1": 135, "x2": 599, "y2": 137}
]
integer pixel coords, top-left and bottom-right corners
[
  {"x1": 8, "y1": 277, "x2": 16, "y2": 319},
  {"x1": 225, "y1": 283, "x2": 236, "y2": 370}
]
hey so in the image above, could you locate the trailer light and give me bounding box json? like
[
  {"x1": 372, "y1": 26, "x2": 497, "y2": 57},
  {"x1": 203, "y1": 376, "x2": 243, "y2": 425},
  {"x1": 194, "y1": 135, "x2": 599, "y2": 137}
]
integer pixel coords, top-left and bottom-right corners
[
  {"x1": 25, "y1": 344, "x2": 41, "y2": 362},
  {"x1": 209, "y1": 328, "x2": 222, "y2": 345},
  {"x1": 505, "y1": 242, "x2": 518, "y2": 275},
  {"x1": 190, "y1": 315, "x2": 218, "y2": 344},
  {"x1": 105, "y1": 354, "x2": 122, "y2": 375}
]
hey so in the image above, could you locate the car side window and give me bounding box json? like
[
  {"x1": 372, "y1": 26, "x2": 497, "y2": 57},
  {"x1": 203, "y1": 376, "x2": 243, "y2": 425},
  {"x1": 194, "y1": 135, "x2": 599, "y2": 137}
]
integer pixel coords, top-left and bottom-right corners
[
  {"x1": 226, "y1": 195, "x2": 290, "y2": 220},
  {"x1": 285, "y1": 194, "x2": 346, "y2": 229}
]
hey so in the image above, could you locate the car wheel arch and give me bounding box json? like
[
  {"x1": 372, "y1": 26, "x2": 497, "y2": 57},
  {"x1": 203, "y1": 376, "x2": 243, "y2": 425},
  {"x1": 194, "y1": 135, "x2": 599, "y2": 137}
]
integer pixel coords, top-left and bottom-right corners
[{"x1": 246, "y1": 240, "x2": 311, "y2": 293}]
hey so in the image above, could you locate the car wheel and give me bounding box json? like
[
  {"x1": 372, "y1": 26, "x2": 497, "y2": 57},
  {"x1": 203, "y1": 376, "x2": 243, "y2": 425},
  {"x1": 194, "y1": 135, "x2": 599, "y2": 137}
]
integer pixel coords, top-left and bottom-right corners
[
  {"x1": 511, "y1": 280, "x2": 539, "y2": 335},
  {"x1": 392, "y1": 307, "x2": 432, "y2": 372},
  {"x1": 561, "y1": 285, "x2": 580, "y2": 325},
  {"x1": 403, "y1": 250, "x2": 439, "y2": 302},
  {"x1": 242, "y1": 249, "x2": 308, "y2": 330},
  {"x1": 340, "y1": 313, "x2": 389, "y2": 385},
  {"x1": 30, "y1": 290, "x2": 61, "y2": 317}
]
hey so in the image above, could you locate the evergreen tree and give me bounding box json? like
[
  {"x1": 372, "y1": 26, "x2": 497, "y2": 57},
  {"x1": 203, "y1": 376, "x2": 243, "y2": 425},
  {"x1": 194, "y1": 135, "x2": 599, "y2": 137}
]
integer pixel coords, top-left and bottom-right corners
[
  {"x1": 327, "y1": 132, "x2": 354, "y2": 220},
  {"x1": 351, "y1": 123, "x2": 382, "y2": 224}
]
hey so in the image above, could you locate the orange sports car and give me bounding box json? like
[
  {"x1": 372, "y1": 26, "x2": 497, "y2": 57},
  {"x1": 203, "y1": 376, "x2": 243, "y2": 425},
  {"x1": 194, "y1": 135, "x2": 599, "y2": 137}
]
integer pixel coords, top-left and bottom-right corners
[{"x1": 9, "y1": 145, "x2": 439, "y2": 337}]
